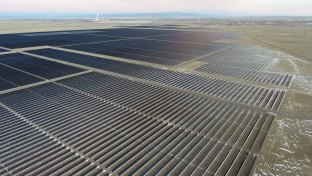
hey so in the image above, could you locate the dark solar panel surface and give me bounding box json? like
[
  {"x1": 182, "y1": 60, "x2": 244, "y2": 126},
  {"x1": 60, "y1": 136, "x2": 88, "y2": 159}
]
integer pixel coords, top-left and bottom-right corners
[
  {"x1": 119, "y1": 25, "x2": 185, "y2": 30},
  {"x1": 199, "y1": 47, "x2": 276, "y2": 70},
  {"x1": 0, "y1": 48, "x2": 7, "y2": 52},
  {"x1": 0, "y1": 53, "x2": 85, "y2": 91},
  {"x1": 29, "y1": 49, "x2": 285, "y2": 110},
  {"x1": 0, "y1": 105, "x2": 108, "y2": 176},
  {"x1": 195, "y1": 46, "x2": 292, "y2": 86},
  {"x1": 0, "y1": 28, "x2": 185, "y2": 49},
  {"x1": 64, "y1": 39, "x2": 228, "y2": 66},
  {"x1": 0, "y1": 78, "x2": 16, "y2": 91},
  {"x1": 0, "y1": 28, "x2": 285, "y2": 176},
  {"x1": 0, "y1": 64, "x2": 43, "y2": 91},
  {"x1": 0, "y1": 33, "x2": 123, "y2": 49},
  {"x1": 0, "y1": 77, "x2": 274, "y2": 175},
  {"x1": 86, "y1": 28, "x2": 182, "y2": 38},
  {"x1": 0, "y1": 53, "x2": 84, "y2": 79},
  {"x1": 195, "y1": 63, "x2": 292, "y2": 86},
  {"x1": 147, "y1": 31, "x2": 239, "y2": 43}
]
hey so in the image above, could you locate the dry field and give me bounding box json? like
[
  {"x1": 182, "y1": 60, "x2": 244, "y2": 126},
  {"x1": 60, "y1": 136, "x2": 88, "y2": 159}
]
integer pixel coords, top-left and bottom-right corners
[{"x1": 215, "y1": 23, "x2": 312, "y2": 175}]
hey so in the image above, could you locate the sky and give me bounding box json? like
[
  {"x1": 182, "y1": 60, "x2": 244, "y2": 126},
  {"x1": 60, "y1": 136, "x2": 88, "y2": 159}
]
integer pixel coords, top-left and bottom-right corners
[{"x1": 0, "y1": 0, "x2": 311, "y2": 16}]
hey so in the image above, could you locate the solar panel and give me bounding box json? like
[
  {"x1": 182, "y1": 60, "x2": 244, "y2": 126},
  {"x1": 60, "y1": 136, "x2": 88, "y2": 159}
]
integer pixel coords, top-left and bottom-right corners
[
  {"x1": 0, "y1": 78, "x2": 16, "y2": 91},
  {"x1": 0, "y1": 53, "x2": 85, "y2": 79},
  {"x1": 0, "y1": 79, "x2": 274, "y2": 175},
  {"x1": 0, "y1": 64, "x2": 43, "y2": 90},
  {"x1": 0, "y1": 28, "x2": 292, "y2": 176},
  {"x1": 0, "y1": 33, "x2": 123, "y2": 49},
  {"x1": 0, "y1": 105, "x2": 108, "y2": 175},
  {"x1": 29, "y1": 49, "x2": 286, "y2": 110},
  {"x1": 195, "y1": 63, "x2": 292, "y2": 86},
  {"x1": 147, "y1": 31, "x2": 240, "y2": 43},
  {"x1": 86, "y1": 28, "x2": 182, "y2": 38},
  {"x1": 0, "y1": 48, "x2": 8, "y2": 53},
  {"x1": 199, "y1": 46, "x2": 276, "y2": 70},
  {"x1": 64, "y1": 39, "x2": 228, "y2": 66}
]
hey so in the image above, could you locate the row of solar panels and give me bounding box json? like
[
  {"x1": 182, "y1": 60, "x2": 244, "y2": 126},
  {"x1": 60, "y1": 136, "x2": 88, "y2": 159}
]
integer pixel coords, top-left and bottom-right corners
[
  {"x1": 0, "y1": 46, "x2": 291, "y2": 97},
  {"x1": 0, "y1": 48, "x2": 8, "y2": 53},
  {"x1": 0, "y1": 28, "x2": 237, "y2": 49},
  {"x1": 0, "y1": 29, "x2": 239, "y2": 67},
  {"x1": 29, "y1": 49, "x2": 286, "y2": 110},
  {"x1": 0, "y1": 71, "x2": 273, "y2": 175},
  {"x1": 0, "y1": 106, "x2": 109, "y2": 176},
  {"x1": 195, "y1": 63, "x2": 292, "y2": 86},
  {"x1": 63, "y1": 39, "x2": 228, "y2": 66},
  {"x1": 198, "y1": 46, "x2": 277, "y2": 71},
  {"x1": 146, "y1": 31, "x2": 239, "y2": 44},
  {"x1": 195, "y1": 47, "x2": 292, "y2": 86},
  {"x1": 0, "y1": 28, "x2": 182, "y2": 49},
  {"x1": 0, "y1": 28, "x2": 283, "y2": 176},
  {"x1": 0, "y1": 53, "x2": 84, "y2": 91},
  {"x1": 0, "y1": 34, "x2": 123, "y2": 49}
]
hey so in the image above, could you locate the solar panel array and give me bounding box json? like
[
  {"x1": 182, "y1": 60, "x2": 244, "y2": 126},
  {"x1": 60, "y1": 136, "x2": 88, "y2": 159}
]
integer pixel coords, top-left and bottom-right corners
[
  {"x1": 0, "y1": 48, "x2": 8, "y2": 53},
  {"x1": 0, "y1": 64, "x2": 43, "y2": 91},
  {"x1": 195, "y1": 63, "x2": 292, "y2": 86},
  {"x1": 147, "y1": 31, "x2": 239, "y2": 43},
  {"x1": 199, "y1": 47, "x2": 277, "y2": 70},
  {"x1": 30, "y1": 48, "x2": 285, "y2": 110},
  {"x1": 0, "y1": 28, "x2": 185, "y2": 49},
  {"x1": 63, "y1": 39, "x2": 229, "y2": 66},
  {"x1": 82, "y1": 28, "x2": 183, "y2": 38},
  {"x1": 0, "y1": 53, "x2": 85, "y2": 91},
  {"x1": 0, "y1": 53, "x2": 84, "y2": 79},
  {"x1": 0, "y1": 28, "x2": 291, "y2": 176},
  {"x1": 196, "y1": 46, "x2": 292, "y2": 86},
  {"x1": 0, "y1": 76, "x2": 273, "y2": 175},
  {"x1": 0, "y1": 33, "x2": 124, "y2": 49},
  {"x1": 0, "y1": 105, "x2": 108, "y2": 176}
]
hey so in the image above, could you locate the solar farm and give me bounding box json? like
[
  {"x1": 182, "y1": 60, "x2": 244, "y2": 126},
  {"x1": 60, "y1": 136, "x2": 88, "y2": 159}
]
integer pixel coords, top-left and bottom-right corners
[{"x1": 0, "y1": 26, "x2": 308, "y2": 175}]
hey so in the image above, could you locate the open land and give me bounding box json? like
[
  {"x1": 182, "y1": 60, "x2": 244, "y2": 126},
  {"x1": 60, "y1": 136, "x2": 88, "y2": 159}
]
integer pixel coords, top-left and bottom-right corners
[{"x1": 0, "y1": 19, "x2": 311, "y2": 175}]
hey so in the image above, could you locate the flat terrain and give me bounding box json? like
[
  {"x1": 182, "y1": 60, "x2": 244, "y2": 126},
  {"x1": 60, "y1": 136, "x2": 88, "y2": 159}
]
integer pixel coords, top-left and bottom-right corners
[
  {"x1": 227, "y1": 25, "x2": 312, "y2": 63},
  {"x1": 0, "y1": 20, "x2": 311, "y2": 175},
  {"x1": 0, "y1": 20, "x2": 151, "y2": 34}
]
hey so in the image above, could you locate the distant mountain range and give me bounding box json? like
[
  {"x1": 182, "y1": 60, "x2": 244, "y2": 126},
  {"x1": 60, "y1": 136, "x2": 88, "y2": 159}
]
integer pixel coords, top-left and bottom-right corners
[
  {"x1": 100, "y1": 12, "x2": 208, "y2": 18},
  {"x1": 0, "y1": 12, "x2": 311, "y2": 20},
  {"x1": 0, "y1": 12, "x2": 216, "y2": 20}
]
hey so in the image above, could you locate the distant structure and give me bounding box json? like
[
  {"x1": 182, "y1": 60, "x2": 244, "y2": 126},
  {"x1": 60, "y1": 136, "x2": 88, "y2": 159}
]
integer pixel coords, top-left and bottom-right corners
[{"x1": 94, "y1": 12, "x2": 103, "y2": 22}]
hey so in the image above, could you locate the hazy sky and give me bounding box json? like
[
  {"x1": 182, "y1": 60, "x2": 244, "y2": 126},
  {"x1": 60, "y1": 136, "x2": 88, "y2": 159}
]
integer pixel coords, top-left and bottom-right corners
[{"x1": 0, "y1": 0, "x2": 311, "y2": 16}]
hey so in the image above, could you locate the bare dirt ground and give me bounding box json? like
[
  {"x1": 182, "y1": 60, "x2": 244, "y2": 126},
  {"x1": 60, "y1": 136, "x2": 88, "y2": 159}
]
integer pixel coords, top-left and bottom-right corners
[
  {"x1": 212, "y1": 23, "x2": 312, "y2": 175},
  {"x1": 228, "y1": 25, "x2": 312, "y2": 63},
  {"x1": 0, "y1": 20, "x2": 150, "y2": 34},
  {"x1": 0, "y1": 19, "x2": 311, "y2": 175}
]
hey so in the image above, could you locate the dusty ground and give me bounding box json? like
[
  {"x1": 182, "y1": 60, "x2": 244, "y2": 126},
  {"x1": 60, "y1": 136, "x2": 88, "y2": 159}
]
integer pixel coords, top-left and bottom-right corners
[
  {"x1": 227, "y1": 25, "x2": 312, "y2": 63},
  {"x1": 0, "y1": 20, "x2": 150, "y2": 34},
  {"x1": 212, "y1": 23, "x2": 312, "y2": 176},
  {"x1": 0, "y1": 19, "x2": 311, "y2": 175}
]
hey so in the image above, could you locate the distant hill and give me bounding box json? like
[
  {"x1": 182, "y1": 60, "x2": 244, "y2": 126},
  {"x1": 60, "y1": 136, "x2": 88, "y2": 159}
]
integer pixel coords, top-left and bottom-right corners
[
  {"x1": 0, "y1": 13, "x2": 93, "y2": 20},
  {"x1": 0, "y1": 12, "x2": 215, "y2": 20},
  {"x1": 2, "y1": 12, "x2": 309, "y2": 20},
  {"x1": 100, "y1": 12, "x2": 207, "y2": 18}
]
